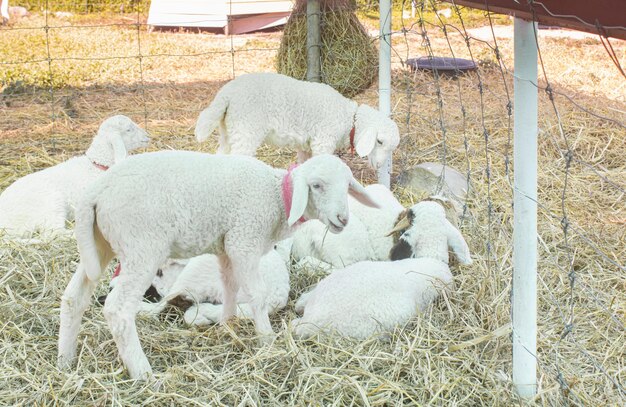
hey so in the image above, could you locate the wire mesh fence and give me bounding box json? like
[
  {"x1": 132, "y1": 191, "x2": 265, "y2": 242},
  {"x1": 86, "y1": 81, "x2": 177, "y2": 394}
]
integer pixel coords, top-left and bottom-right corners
[{"x1": 0, "y1": 0, "x2": 624, "y2": 404}]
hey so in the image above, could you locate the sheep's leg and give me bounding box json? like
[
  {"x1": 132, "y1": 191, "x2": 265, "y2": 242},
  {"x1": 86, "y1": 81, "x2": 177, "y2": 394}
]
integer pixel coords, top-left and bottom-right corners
[
  {"x1": 184, "y1": 303, "x2": 221, "y2": 325},
  {"x1": 294, "y1": 290, "x2": 314, "y2": 315},
  {"x1": 231, "y1": 256, "x2": 274, "y2": 341},
  {"x1": 102, "y1": 261, "x2": 160, "y2": 380},
  {"x1": 216, "y1": 123, "x2": 231, "y2": 154},
  {"x1": 218, "y1": 255, "x2": 238, "y2": 322},
  {"x1": 59, "y1": 238, "x2": 114, "y2": 369},
  {"x1": 291, "y1": 318, "x2": 317, "y2": 339},
  {"x1": 225, "y1": 129, "x2": 263, "y2": 156},
  {"x1": 58, "y1": 263, "x2": 101, "y2": 369}
]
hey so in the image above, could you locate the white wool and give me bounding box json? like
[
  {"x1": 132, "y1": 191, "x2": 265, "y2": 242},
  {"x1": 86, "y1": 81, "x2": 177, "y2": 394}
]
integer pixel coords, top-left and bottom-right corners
[
  {"x1": 292, "y1": 201, "x2": 472, "y2": 340},
  {"x1": 194, "y1": 73, "x2": 400, "y2": 170},
  {"x1": 1, "y1": 0, "x2": 9, "y2": 23},
  {"x1": 0, "y1": 115, "x2": 149, "y2": 239},
  {"x1": 139, "y1": 240, "x2": 292, "y2": 326},
  {"x1": 291, "y1": 184, "x2": 404, "y2": 267},
  {"x1": 58, "y1": 152, "x2": 379, "y2": 380}
]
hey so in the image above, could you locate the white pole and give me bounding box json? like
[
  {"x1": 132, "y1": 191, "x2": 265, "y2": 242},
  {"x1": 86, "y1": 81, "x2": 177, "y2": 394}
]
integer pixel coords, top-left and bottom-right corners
[
  {"x1": 512, "y1": 17, "x2": 538, "y2": 399},
  {"x1": 378, "y1": 0, "x2": 392, "y2": 187}
]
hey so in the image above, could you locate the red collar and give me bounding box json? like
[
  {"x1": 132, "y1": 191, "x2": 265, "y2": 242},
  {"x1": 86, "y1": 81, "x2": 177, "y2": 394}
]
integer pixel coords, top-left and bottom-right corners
[
  {"x1": 92, "y1": 161, "x2": 109, "y2": 171},
  {"x1": 282, "y1": 164, "x2": 306, "y2": 225},
  {"x1": 349, "y1": 126, "x2": 356, "y2": 155},
  {"x1": 112, "y1": 263, "x2": 121, "y2": 278}
]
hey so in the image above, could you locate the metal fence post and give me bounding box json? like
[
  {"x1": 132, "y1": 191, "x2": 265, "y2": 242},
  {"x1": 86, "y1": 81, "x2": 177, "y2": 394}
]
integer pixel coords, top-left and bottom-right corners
[
  {"x1": 306, "y1": 0, "x2": 321, "y2": 82},
  {"x1": 512, "y1": 17, "x2": 538, "y2": 399},
  {"x1": 378, "y1": 0, "x2": 392, "y2": 187}
]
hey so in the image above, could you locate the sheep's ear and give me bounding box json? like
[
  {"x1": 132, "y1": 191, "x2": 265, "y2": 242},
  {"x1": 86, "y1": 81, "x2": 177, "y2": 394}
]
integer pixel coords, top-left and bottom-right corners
[
  {"x1": 355, "y1": 128, "x2": 377, "y2": 157},
  {"x1": 348, "y1": 177, "x2": 381, "y2": 209},
  {"x1": 389, "y1": 238, "x2": 413, "y2": 261},
  {"x1": 288, "y1": 174, "x2": 309, "y2": 226},
  {"x1": 445, "y1": 219, "x2": 472, "y2": 265},
  {"x1": 110, "y1": 133, "x2": 128, "y2": 164}
]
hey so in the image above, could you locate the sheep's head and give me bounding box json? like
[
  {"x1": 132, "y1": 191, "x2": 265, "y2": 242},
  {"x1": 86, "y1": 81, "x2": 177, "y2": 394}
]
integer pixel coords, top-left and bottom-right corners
[
  {"x1": 354, "y1": 104, "x2": 400, "y2": 170},
  {"x1": 288, "y1": 155, "x2": 380, "y2": 233},
  {"x1": 88, "y1": 115, "x2": 150, "y2": 165},
  {"x1": 387, "y1": 200, "x2": 472, "y2": 265},
  {"x1": 151, "y1": 258, "x2": 189, "y2": 298}
]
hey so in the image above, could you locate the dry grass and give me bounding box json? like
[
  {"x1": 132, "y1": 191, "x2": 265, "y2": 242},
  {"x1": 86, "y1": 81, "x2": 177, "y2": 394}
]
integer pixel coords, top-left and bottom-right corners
[
  {"x1": 1, "y1": 8, "x2": 625, "y2": 406},
  {"x1": 277, "y1": 8, "x2": 378, "y2": 97}
]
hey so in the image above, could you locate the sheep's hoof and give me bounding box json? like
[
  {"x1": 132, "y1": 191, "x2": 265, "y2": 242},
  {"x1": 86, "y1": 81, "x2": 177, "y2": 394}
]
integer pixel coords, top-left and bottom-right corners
[
  {"x1": 127, "y1": 365, "x2": 153, "y2": 382},
  {"x1": 57, "y1": 354, "x2": 75, "y2": 371},
  {"x1": 257, "y1": 332, "x2": 277, "y2": 347}
]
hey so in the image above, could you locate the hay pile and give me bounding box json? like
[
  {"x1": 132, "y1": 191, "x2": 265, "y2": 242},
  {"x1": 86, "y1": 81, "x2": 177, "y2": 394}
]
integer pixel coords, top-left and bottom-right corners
[
  {"x1": 276, "y1": 1, "x2": 378, "y2": 97},
  {"x1": 1, "y1": 10, "x2": 625, "y2": 406}
]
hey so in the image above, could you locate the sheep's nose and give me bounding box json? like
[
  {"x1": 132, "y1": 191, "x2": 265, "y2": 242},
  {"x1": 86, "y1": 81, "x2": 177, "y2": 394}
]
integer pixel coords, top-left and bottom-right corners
[{"x1": 337, "y1": 214, "x2": 348, "y2": 226}]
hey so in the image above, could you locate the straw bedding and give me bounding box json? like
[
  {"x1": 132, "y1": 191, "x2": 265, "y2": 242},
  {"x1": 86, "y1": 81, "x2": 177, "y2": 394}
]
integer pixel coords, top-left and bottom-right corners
[{"x1": 0, "y1": 11, "x2": 624, "y2": 406}]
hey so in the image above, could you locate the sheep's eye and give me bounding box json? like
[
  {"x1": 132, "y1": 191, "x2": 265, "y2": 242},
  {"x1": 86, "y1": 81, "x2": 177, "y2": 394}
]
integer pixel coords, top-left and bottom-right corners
[
  {"x1": 312, "y1": 183, "x2": 322, "y2": 190},
  {"x1": 377, "y1": 139, "x2": 383, "y2": 145}
]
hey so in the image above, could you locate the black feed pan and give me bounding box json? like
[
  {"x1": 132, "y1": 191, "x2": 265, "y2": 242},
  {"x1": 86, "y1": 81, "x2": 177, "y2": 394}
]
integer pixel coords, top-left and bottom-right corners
[{"x1": 406, "y1": 56, "x2": 477, "y2": 75}]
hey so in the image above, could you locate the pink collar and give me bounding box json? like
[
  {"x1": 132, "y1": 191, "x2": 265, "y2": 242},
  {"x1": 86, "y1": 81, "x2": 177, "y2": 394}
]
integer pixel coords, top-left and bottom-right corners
[
  {"x1": 92, "y1": 161, "x2": 109, "y2": 171},
  {"x1": 282, "y1": 164, "x2": 306, "y2": 225},
  {"x1": 112, "y1": 263, "x2": 121, "y2": 278}
]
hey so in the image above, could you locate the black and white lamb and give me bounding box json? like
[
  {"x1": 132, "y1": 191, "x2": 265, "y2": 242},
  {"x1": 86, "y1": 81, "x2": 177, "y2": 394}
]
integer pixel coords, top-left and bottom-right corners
[{"x1": 292, "y1": 201, "x2": 472, "y2": 339}]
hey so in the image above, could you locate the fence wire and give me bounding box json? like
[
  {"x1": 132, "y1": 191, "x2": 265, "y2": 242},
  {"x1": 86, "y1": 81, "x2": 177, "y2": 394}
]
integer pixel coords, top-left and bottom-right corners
[
  {"x1": 0, "y1": 0, "x2": 624, "y2": 405},
  {"x1": 392, "y1": 1, "x2": 624, "y2": 404}
]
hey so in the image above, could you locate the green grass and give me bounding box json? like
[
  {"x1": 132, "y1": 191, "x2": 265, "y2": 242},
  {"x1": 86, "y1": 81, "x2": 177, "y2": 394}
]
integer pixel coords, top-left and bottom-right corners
[{"x1": 356, "y1": 0, "x2": 510, "y2": 31}]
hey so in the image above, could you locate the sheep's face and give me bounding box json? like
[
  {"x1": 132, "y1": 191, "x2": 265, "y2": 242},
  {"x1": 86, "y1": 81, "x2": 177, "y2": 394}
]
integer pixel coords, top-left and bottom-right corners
[
  {"x1": 387, "y1": 201, "x2": 472, "y2": 265},
  {"x1": 289, "y1": 155, "x2": 380, "y2": 232},
  {"x1": 102, "y1": 115, "x2": 151, "y2": 152},
  {"x1": 354, "y1": 105, "x2": 400, "y2": 170},
  {"x1": 151, "y1": 258, "x2": 188, "y2": 297}
]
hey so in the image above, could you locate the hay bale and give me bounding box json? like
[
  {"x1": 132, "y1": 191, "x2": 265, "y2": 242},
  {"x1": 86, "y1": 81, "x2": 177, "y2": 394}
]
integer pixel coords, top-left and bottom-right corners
[{"x1": 276, "y1": 4, "x2": 378, "y2": 97}]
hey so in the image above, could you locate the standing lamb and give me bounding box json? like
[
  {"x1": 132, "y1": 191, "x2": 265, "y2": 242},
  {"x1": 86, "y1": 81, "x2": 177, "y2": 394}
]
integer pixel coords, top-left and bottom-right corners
[
  {"x1": 0, "y1": 115, "x2": 150, "y2": 239},
  {"x1": 58, "y1": 152, "x2": 379, "y2": 380},
  {"x1": 194, "y1": 72, "x2": 400, "y2": 169},
  {"x1": 292, "y1": 201, "x2": 472, "y2": 340}
]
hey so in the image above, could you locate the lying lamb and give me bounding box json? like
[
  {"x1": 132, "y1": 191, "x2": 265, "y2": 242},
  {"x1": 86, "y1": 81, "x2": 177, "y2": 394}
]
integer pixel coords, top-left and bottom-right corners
[
  {"x1": 292, "y1": 200, "x2": 472, "y2": 340},
  {"x1": 291, "y1": 184, "x2": 405, "y2": 268},
  {"x1": 58, "y1": 152, "x2": 379, "y2": 380},
  {"x1": 0, "y1": 115, "x2": 149, "y2": 239},
  {"x1": 143, "y1": 240, "x2": 291, "y2": 325},
  {"x1": 194, "y1": 72, "x2": 400, "y2": 170},
  {"x1": 101, "y1": 239, "x2": 293, "y2": 326}
]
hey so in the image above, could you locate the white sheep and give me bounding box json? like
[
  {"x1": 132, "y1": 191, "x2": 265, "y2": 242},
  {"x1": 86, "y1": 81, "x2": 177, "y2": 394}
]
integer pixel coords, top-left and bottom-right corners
[
  {"x1": 0, "y1": 0, "x2": 8, "y2": 24},
  {"x1": 0, "y1": 115, "x2": 150, "y2": 239},
  {"x1": 58, "y1": 152, "x2": 379, "y2": 380},
  {"x1": 291, "y1": 184, "x2": 405, "y2": 267},
  {"x1": 194, "y1": 72, "x2": 400, "y2": 170},
  {"x1": 292, "y1": 200, "x2": 472, "y2": 340},
  {"x1": 111, "y1": 239, "x2": 293, "y2": 325},
  {"x1": 140, "y1": 244, "x2": 290, "y2": 325}
]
